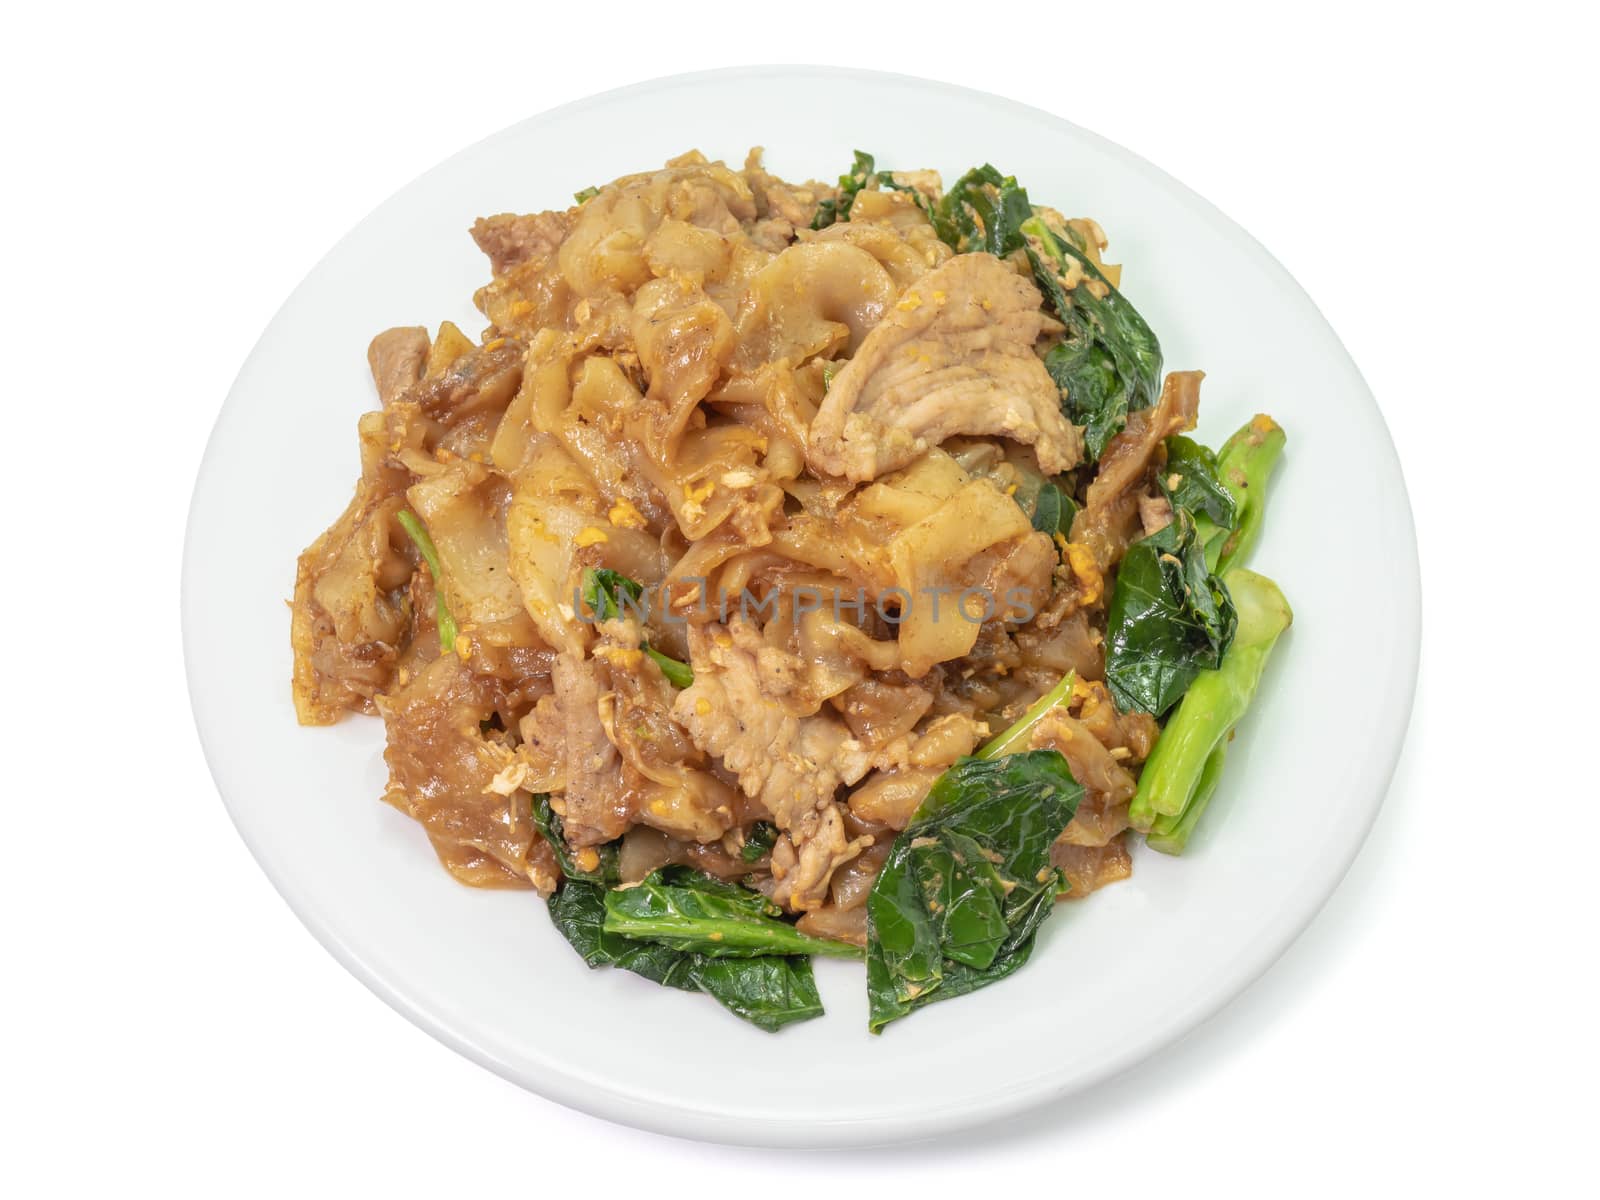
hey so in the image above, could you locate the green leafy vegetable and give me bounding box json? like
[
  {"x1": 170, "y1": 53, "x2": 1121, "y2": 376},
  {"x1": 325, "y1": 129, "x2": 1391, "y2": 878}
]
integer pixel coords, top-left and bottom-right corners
[
  {"x1": 866, "y1": 751, "x2": 1084, "y2": 1032},
  {"x1": 548, "y1": 874, "x2": 826, "y2": 1032},
  {"x1": 1104, "y1": 508, "x2": 1237, "y2": 717},
  {"x1": 531, "y1": 793, "x2": 618, "y2": 884},
  {"x1": 1161, "y1": 436, "x2": 1238, "y2": 533},
  {"x1": 1194, "y1": 416, "x2": 1287, "y2": 574},
  {"x1": 1130, "y1": 568, "x2": 1293, "y2": 849},
  {"x1": 687, "y1": 957, "x2": 825, "y2": 1033},
  {"x1": 580, "y1": 567, "x2": 645, "y2": 621},
  {"x1": 643, "y1": 646, "x2": 694, "y2": 688},
  {"x1": 808, "y1": 150, "x2": 942, "y2": 231},
  {"x1": 739, "y1": 821, "x2": 779, "y2": 863},
  {"x1": 604, "y1": 867, "x2": 861, "y2": 959},
  {"x1": 578, "y1": 567, "x2": 694, "y2": 687},
  {"x1": 934, "y1": 164, "x2": 1032, "y2": 256},
  {"x1": 573, "y1": 185, "x2": 600, "y2": 204},
  {"x1": 810, "y1": 150, "x2": 878, "y2": 229},
  {"x1": 396, "y1": 510, "x2": 457, "y2": 653},
  {"x1": 1029, "y1": 480, "x2": 1078, "y2": 539},
  {"x1": 549, "y1": 880, "x2": 699, "y2": 988},
  {"x1": 874, "y1": 173, "x2": 939, "y2": 223},
  {"x1": 1020, "y1": 215, "x2": 1163, "y2": 460},
  {"x1": 1003, "y1": 465, "x2": 1076, "y2": 544}
]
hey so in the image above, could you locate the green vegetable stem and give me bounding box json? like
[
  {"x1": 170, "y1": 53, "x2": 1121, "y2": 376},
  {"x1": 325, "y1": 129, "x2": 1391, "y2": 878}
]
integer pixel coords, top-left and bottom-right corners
[
  {"x1": 976, "y1": 672, "x2": 1076, "y2": 760},
  {"x1": 1194, "y1": 415, "x2": 1287, "y2": 574},
  {"x1": 396, "y1": 510, "x2": 457, "y2": 653},
  {"x1": 1130, "y1": 568, "x2": 1293, "y2": 851}
]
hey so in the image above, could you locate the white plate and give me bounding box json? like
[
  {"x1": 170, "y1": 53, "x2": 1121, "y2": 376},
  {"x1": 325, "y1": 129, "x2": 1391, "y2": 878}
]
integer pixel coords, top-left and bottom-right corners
[{"x1": 183, "y1": 66, "x2": 1418, "y2": 1148}]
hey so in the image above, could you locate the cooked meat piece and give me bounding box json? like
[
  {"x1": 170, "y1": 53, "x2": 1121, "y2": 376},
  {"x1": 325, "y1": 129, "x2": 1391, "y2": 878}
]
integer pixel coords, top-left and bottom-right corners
[
  {"x1": 808, "y1": 253, "x2": 1083, "y2": 482},
  {"x1": 792, "y1": 830, "x2": 891, "y2": 945},
  {"x1": 599, "y1": 619, "x2": 738, "y2": 844},
  {"x1": 1071, "y1": 370, "x2": 1202, "y2": 570},
  {"x1": 514, "y1": 622, "x2": 734, "y2": 848},
  {"x1": 514, "y1": 692, "x2": 567, "y2": 794},
  {"x1": 1138, "y1": 491, "x2": 1174, "y2": 536},
  {"x1": 1073, "y1": 677, "x2": 1159, "y2": 762},
  {"x1": 672, "y1": 618, "x2": 874, "y2": 910},
  {"x1": 377, "y1": 654, "x2": 549, "y2": 892},
  {"x1": 832, "y1": 676, "x2": 934, "y2": 744},
  {"x1": 399, "y1": 338, "x2": 525, "y2": 430},
  {"x1": 673, "y1": 618, "x2": 873, "y2": 825},
  {"x1": 471, "y1": 210, "x2": 574, "y2": 275},
  {"x1": 745, "y1": 216, "x2": 796, "y2": 253},
  {"x1": 547, "y1": 649, "x2": 631, "y2": 847},
  {"x1": 847, "y1": 712, "x2": 989, "y2": 829},
  {"x1": 367, "y1": 327, "x2": 429, "y2": 407},
  {"x1": 766, "y1": 804, "x2": 871, "y2": 914}
]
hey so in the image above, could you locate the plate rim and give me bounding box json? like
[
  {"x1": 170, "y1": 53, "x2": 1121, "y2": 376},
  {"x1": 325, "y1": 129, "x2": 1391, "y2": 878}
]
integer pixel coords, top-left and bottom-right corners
[{"x1": 182, "y1": 63, "x2": 1420, "y2": 1148}]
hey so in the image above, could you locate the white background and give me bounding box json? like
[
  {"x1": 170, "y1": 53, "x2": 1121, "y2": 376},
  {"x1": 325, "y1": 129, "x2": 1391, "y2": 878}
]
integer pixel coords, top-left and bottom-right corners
[{"x1": 3, "y1": 1, "x2": 1594, "y2": 1194}]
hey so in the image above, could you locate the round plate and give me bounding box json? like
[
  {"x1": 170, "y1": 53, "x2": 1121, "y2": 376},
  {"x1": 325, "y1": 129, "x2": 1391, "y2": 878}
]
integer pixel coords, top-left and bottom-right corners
[{"x1": 183, "y1": 66, "x2": 1418, "y2": 1147}]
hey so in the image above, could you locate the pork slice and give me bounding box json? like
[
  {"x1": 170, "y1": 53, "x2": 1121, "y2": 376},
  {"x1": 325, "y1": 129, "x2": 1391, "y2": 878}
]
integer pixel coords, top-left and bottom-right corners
[
  {"x1": 367, "y1": 327, "x2": 429, "y2": 407},
  {"x1": 470, "y1": 210, "x2": 574, "y2": 276},
  {"x1": 767, "y1": 805, "x2": 866, "y2": 914},
  {"x1": 844, "y1": 711, "x2": 990, "y2": 830},
  {"x1": 671, "y1": 619, "x2": 873, "y2": 909},
  {"x1": 549, "y1": 650, "x2": 630, "y2": 846},
  {"x1": 808, "y1": 253, "x2": 1083, "y2": 482}
]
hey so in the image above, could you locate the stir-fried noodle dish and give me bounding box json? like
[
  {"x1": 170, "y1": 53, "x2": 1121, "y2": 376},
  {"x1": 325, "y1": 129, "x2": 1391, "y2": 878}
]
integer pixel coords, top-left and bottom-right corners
[{"x1": 291, "y1": 150, "x2": 1292, "y2": 1032}]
